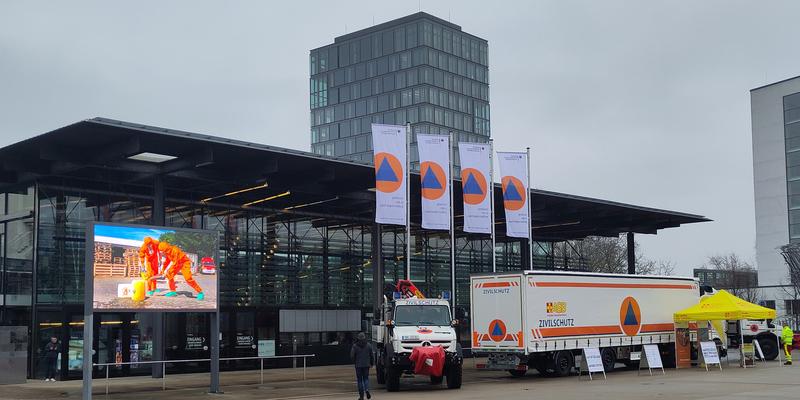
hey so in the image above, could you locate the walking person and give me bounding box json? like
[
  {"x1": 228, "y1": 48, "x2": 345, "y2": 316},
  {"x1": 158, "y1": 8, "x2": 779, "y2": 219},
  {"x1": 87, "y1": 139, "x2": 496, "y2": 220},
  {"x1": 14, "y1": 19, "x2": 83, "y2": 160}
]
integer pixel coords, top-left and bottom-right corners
[
  {"x1": 43, "y1": 336, "x2": 60, "y2": 382},
  {"x1": 350, "y1": 333, "x2": 374, "y2": 400},
  {"x1": 783, "y1": 324, "x2": 794, "y2": 365}
]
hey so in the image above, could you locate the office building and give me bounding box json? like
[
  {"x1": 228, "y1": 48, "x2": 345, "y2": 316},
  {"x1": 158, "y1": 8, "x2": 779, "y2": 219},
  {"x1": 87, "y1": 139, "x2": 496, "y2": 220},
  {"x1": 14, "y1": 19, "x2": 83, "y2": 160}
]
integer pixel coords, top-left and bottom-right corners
[
  {"x1": 309, "y1": 12, "x2": 490, "y2": 171},
  {"x1": 751, "y1": 75, "x2": 800, "y2": 317}
]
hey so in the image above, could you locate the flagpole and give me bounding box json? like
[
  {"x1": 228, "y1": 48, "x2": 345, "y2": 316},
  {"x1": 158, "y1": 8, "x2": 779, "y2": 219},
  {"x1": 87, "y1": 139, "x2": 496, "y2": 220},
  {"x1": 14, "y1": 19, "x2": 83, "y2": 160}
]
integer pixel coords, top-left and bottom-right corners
[
  {"x1": 405, "y1": 122, "x2": 412, "y2": 280},
  {"x1": 449, "y1": 132, "x2": 456, "y2": 303},
  {"x1": 489, "y1": 139, "x2": 496, "y2": 273},
  {"x1": 526, "y1": 147, "x2": 533, "y2": 271}
]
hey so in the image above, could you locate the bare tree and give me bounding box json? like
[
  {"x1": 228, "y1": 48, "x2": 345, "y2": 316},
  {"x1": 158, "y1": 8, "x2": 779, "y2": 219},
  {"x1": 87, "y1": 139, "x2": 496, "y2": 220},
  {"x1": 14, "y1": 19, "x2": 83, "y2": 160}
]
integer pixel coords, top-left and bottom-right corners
[
  {"x1": 705, "y1": 253, "x2": 762, "y2": 303},
  {"x1": 580, "y1": 236, "x2": 676, "y2": 276},
  {"x1": 779, "y1": 244, "x2": 800, "y2": 326}
]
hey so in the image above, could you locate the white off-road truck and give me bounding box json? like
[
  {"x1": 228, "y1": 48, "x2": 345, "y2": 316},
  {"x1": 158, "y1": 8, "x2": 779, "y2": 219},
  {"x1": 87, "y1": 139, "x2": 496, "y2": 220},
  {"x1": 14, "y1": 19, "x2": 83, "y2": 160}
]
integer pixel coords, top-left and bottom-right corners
[{"x1": 372, "y1": 281, "x2": 463, "y2": 391}]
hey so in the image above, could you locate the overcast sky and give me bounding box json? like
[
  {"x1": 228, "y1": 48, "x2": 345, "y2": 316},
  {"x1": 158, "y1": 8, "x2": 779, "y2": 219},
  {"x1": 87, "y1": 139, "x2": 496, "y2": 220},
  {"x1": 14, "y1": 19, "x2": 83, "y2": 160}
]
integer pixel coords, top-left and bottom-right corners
[{"x1": 2, "y1": 1, "x2": 799, "y2": 275}]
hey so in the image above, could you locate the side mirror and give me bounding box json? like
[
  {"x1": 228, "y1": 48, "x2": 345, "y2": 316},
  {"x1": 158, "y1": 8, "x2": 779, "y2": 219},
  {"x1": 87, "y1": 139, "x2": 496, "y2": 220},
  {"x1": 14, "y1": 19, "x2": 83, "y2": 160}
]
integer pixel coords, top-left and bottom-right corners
[{"x1": 451, "y1": 319, "x2": 459, "y2": 327}]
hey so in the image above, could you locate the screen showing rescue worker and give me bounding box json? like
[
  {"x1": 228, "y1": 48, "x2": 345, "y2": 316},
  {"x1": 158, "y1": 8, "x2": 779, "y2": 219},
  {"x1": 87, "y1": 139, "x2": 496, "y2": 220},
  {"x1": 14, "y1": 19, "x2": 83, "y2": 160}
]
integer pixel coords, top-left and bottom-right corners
[{"x1": 91, "y1": 224, "x2": 218, "y2": 311}]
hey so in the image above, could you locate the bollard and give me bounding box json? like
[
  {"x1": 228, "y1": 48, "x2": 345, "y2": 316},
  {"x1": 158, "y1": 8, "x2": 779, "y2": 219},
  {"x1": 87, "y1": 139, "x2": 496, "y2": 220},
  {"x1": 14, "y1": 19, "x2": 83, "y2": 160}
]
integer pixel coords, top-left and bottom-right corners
[
  {"x1": 162, "y1": 363, "x2": 166, "y2": 390},
  {"x1": 303, "y1": 357, "x2": 306, "y2": 380},
  {"x1": 260, "y1": 358, "x2": 264, "y2": 385},
  {"x1": 105, "y1": 367, "x2": 109, "y2": 395}
]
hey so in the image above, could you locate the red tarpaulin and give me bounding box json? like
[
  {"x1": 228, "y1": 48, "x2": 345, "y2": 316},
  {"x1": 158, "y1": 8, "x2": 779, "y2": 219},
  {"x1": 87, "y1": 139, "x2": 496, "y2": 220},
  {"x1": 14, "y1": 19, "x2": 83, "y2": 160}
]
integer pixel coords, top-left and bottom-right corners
[{"x1": 410, "y1": 346, "x2": 445, "y2": 376}]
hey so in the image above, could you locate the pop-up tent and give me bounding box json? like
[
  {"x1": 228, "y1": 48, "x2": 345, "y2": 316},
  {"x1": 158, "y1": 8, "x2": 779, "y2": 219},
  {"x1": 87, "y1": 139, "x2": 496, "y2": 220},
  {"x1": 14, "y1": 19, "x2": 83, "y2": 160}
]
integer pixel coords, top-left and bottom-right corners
[
  {"x1": 673, "y1": 290, "x2": 777, "y2": 367},
  {"x1": 674, "y1": 290, "x2": 776, "y2": 322}
]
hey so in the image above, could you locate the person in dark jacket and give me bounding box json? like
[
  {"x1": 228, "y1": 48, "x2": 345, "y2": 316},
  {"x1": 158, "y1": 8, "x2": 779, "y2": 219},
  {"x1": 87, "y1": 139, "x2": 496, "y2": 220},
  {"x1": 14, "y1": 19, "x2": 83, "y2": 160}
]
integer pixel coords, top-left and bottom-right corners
[
  {"x1": 43, "y1": 336, "x2": 60, "y2": 382},
  {"x1": 350, "y1": 332, "x2": 374, "y2": 400}
]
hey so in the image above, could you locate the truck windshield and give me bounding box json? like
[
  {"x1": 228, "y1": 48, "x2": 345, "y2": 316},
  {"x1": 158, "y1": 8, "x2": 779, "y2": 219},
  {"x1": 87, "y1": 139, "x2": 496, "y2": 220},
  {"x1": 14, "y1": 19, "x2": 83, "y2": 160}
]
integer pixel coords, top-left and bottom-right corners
[{"x1": 394, "y1": 305, "x2": 451, "y2": 326}]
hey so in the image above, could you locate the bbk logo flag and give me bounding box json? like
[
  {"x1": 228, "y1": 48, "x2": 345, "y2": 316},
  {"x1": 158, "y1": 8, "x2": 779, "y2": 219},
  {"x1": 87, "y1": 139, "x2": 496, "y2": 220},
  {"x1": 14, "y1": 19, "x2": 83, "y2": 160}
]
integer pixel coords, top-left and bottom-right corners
[
  {"x1": 372, "y1": 124, "x2": 407, "y2": 226},
  {"x1": 496, "y1": 152, "x2": 530, "y2": 239},
  {"x1": 417, "y1": 134, "x2": 451, "y2": 230},
  {"x1": 458, "y1": 143, "x2": 491, "y2": 234}
]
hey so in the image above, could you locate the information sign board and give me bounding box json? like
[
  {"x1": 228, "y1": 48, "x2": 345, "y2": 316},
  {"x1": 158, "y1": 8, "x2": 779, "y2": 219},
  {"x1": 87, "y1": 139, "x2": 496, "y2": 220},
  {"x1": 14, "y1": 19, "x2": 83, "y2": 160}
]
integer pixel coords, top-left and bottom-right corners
[{"x1": 578, "y1": 348, "x2": 606, "y2": 380}]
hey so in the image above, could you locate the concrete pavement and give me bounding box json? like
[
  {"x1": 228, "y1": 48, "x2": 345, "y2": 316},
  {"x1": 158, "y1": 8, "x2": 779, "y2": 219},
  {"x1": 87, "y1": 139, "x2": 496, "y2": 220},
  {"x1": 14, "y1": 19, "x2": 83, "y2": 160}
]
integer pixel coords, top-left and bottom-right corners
[{"x1": 3, "y1": 359, "x2": 798, "y2": 400}]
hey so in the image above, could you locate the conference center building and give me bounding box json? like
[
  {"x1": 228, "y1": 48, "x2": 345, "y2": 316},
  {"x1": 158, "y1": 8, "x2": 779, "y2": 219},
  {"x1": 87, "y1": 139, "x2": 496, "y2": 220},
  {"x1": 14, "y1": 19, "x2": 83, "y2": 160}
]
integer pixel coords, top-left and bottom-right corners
[{"x1": 0, "y1": 118, "x2": 708, "y2": 380}]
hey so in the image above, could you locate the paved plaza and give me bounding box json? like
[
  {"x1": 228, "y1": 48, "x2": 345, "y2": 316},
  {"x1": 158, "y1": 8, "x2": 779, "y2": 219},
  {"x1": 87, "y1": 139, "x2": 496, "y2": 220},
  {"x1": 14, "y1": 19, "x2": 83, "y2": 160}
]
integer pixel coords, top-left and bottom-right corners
[{"x1": 3, "y1": 355, "x2": 798, "y2": 400}]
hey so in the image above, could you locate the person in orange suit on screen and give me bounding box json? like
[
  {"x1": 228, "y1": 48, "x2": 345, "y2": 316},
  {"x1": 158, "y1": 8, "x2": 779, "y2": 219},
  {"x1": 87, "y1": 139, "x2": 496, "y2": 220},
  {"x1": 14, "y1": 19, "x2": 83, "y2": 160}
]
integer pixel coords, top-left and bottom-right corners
[
  {"x1": 158, "y1": 242, "x2": 204, "y2": 300},
  {"x1": 138, "y1": 237, "x2": 160, "y2": 296}
]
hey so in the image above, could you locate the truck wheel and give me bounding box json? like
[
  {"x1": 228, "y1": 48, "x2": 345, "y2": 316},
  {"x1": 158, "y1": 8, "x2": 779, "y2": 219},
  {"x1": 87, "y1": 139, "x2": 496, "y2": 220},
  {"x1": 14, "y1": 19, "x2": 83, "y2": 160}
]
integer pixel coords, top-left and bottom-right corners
[
  {"x1": 600, "y1": 348, "x2": 616, "y2": 372},
  {"x1": 430, "y1": 375, "x2": 444, "y2": 384},
  {"x1": 552, "y1": 351, "x2": 574, "y2": 377},
  {"x1": 446, "y1": 364, "x2": 462, "y2": 389},
  {"x1": 385, "y1": 366, "x2": 401, "y2": 392},
  {"x1": 507, "y1": 369, "x2": 527, "y2": 377},
  {"x1": 755, "y1": 335, "x2": 779, "y2": 360},
  {"x1": 376, "y1": 360, "x2": 386, "y2": 384}
]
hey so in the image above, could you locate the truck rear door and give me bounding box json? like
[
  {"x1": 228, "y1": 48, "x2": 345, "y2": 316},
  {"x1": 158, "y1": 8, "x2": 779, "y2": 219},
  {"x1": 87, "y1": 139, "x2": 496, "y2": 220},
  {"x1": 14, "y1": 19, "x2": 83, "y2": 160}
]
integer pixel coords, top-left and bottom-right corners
[{"x1": 470, "y1": 274, "x2": 525, "y2": 351}]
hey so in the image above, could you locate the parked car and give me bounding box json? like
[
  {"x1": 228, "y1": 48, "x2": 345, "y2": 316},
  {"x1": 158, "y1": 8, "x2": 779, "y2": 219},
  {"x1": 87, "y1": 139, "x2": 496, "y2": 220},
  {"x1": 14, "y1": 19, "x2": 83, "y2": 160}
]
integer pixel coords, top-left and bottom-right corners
[{"x1": 200, "y1": 257, "x2": 216, "y2": 274}]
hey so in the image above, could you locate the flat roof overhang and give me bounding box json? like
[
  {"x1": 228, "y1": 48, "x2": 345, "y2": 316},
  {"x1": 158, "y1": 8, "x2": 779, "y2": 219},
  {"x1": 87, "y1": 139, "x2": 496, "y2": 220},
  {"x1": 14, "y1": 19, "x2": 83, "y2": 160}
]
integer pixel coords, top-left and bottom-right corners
[{"x1": 0, "y1": 118, "x2": 710, "y2": 240}]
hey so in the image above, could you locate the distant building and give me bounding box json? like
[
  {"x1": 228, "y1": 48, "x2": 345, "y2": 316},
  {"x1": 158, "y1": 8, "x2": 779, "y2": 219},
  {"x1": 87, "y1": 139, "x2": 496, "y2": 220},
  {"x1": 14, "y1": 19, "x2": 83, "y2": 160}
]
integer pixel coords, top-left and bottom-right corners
[
  {"x1": 309, "y1": 12, "x2": 490, "y2": 171},
  {"x1": 693, "y1": 268, "x2": 759, "y2": 290},
  {"x1": 751, "y1": 75, "x2": 800, "y2": 317}
]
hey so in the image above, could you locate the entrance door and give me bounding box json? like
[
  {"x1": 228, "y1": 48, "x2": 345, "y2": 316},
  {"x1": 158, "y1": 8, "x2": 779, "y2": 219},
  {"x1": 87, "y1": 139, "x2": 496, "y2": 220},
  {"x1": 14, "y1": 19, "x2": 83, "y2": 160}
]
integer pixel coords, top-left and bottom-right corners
[{"x1": 95, "y1": 314, "x2": 127, "y2": 377}]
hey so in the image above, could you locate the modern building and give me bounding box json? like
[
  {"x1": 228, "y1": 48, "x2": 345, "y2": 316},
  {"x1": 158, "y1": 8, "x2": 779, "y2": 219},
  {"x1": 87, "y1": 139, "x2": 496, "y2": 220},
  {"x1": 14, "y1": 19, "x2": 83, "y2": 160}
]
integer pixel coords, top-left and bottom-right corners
[
  {"x1": 0, "y1": 118, "x2": 707, "y2": 380},
  {"x1": 751, "y1": 75, "x2": 800, "y2": 317},
  {"x1": 692, "y1": 268, "x2": 758, "y2": 290},
  {"x1": 309, "y1": 12, "x2": 490, "y2": 171}
]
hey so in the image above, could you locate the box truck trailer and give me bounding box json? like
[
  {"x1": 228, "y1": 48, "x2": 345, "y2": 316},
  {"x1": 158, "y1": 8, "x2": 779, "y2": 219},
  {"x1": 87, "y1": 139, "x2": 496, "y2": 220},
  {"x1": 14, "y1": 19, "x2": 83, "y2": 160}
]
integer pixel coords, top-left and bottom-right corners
[{"x1": 470, "y1": 271, "x2": 699, "y2": 377}]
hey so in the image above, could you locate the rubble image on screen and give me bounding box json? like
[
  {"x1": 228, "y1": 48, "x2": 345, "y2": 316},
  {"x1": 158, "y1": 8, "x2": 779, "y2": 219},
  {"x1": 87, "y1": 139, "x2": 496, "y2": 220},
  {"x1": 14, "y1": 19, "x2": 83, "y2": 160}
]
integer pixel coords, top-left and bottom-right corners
[{"x1": 92, "y1": 224, "x2": 218, "y2": 311}]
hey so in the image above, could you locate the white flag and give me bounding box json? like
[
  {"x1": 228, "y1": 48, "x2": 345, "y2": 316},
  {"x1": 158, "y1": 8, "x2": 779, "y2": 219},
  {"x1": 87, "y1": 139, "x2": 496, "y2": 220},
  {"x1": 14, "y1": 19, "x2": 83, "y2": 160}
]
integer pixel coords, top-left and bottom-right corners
[
  {"x1": 417, "y1": 134, "x2": 451, "y2": 230},
  {"x1": 458, "y1": 143, "x2": 491, "y2": 234},
  {"x1": 496, "y1": 152, "x2": 529, "y2": 239},
  {"x1": 372, "y1": 124, "x2": 407, "y2": 226}
]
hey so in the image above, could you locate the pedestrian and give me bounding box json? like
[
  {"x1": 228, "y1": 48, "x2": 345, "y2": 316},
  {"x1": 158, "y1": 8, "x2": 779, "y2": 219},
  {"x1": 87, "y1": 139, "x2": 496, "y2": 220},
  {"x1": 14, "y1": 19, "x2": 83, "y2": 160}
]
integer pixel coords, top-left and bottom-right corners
[
  {"x1": 782, "y1": 324, "x2": 794, "y2": 365},
  {"x1": 43, "y1": 336, "x2": 60, "y2": 381},
  {"x1": 350, "y1": 332, "x2": 374, "y2": 400}
]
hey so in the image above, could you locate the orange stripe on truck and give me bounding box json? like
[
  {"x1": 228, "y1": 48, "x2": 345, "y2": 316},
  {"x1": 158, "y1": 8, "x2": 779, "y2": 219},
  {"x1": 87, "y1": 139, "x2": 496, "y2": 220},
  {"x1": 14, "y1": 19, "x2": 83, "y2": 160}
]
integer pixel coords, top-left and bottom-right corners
[
  {"x1": 536, "y1": 325, "x2": 622, "y2": 338},
  {"x1": 640, "y1": 323, "x2": 674, "y2": 333},
  {"x1": 480, "y1": 282, "x2": 513, "y2": 288},
  {"x1": 532, "y1": 282, "x2": 694, "y2": 289}
]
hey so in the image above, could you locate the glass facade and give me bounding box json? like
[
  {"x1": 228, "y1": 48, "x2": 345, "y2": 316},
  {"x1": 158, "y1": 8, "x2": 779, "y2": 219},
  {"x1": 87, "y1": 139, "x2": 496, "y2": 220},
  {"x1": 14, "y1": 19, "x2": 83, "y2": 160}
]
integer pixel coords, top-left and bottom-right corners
[
  {"x1": 785, "y1": 92, "x2": 800, "y2": 241},
  {"x1": 309, "y1": 15, "x2": 490, "y2": 172},
  {"x1": 0, "y1": 182, "x2": 584, "y2": 380}
]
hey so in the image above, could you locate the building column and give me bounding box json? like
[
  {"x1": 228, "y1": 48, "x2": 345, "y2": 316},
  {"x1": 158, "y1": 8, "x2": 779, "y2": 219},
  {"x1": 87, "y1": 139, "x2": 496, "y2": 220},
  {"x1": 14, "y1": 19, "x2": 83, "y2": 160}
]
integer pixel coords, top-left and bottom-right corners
[
  {"x1": 626, "y1": 232, "x2": 635, "y2": 275},
  {"x1": 371, "y1": 224, "x2": 384, "y2": 323},
  {"x1": 152, "y1": 175, "x2": 165, "y2": 378}
]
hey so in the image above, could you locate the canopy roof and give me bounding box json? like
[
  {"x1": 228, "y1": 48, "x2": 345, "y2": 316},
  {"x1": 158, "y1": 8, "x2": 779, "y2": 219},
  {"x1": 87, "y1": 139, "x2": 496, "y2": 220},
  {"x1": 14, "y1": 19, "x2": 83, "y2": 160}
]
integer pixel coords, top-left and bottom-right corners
[
  {"x1": 673, "y1": 290, "x2": 776, "y2": 322},
  {"x1": 0, "y1": 118, "x2": 710, "y2": 240}
]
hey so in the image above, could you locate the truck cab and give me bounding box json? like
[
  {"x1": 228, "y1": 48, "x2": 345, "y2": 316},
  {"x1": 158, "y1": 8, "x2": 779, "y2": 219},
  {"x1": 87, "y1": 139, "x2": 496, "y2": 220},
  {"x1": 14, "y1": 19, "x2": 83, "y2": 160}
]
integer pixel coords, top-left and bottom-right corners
[{"x1": 372, "y1": 282, "x2": 463, "y2": 391}]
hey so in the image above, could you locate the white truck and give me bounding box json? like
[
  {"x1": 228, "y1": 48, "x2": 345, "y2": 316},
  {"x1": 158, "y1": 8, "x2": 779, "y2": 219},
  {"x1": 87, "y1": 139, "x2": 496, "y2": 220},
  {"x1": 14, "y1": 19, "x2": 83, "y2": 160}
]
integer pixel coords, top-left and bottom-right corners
[
  {"x1": 372, "y1": 281, "x2": 463, "y2": 391},
  {"x1": 470, "y1": 271, "x2": 699, "y2": 376}
]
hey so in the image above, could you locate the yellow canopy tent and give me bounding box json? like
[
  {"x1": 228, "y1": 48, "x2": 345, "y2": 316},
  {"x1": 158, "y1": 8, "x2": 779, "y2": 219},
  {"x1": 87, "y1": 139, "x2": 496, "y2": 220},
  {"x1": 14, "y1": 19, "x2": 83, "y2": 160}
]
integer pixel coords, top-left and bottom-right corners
[
  {"x1": 673, "y1": 289, "x2": 777, "y2": 367},
  {"x1": 674, "y1": 289, "x2": 776, "y2": 322}
]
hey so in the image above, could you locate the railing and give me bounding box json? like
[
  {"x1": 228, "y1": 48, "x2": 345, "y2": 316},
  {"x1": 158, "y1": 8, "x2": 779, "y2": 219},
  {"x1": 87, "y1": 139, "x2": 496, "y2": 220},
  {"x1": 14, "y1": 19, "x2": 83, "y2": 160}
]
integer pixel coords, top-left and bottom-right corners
[{"x1": 93, "y1": 354, "x2": 315, "y2": 395}]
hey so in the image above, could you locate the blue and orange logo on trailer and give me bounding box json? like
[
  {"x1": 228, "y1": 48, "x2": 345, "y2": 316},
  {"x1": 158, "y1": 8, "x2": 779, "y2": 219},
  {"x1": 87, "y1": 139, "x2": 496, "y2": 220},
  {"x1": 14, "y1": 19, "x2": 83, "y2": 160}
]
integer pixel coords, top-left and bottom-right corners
[
  {"x1": 619, "y1": 296, "x2": 642, "y2": 336},
  {"x1": 472, "y1": 319, "x2": 523, "y2": 348}
]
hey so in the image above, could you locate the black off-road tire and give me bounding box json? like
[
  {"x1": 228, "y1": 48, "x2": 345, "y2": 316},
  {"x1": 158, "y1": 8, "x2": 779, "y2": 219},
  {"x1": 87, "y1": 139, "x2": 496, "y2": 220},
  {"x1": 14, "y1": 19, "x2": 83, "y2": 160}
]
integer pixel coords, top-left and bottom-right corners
[
  {"x1": 385, "y1": 366, "x2": 401, "y2": 392},
  {"x1": 446, "y1": 364, "x2": 462, "y2": 389}
]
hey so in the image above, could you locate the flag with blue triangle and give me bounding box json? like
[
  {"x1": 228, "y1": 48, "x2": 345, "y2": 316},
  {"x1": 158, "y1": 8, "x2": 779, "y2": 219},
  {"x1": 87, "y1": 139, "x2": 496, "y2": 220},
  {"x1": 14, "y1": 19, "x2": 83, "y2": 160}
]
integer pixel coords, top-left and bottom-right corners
[
  {"x1": 421, "y1": 166, "x2": 442, "y2": 189},
  {"x1": 623, "y1": 302, "x2": 639, "y2": 326},
  {"x1": 503, "y1": 181, "x2": 522, "y2": 201},
  {"x1": 375, "y1": 158, "x2": 398, "y2": 182},
  {"x1": 463, "y1": 173, "x2": 483, "y2": 195}
]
